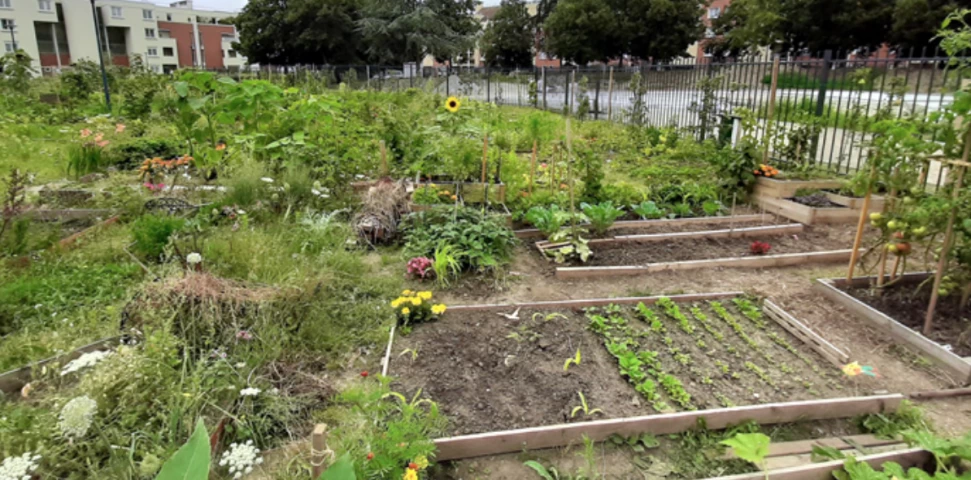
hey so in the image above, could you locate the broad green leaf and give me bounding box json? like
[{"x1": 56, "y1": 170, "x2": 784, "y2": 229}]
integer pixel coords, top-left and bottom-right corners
[
  {"x1": 317, "y1": 454, "x2": 356, "y2": 480},
  {"x1": 721, "y1": 433, "x2": 770, "y2": 466},
  {"x1": 523, "y1": 460, "x2": 555, "y2": 480},
  {"x1": 173, "y1": 81, "x2": 189, "y2": 97},
  {"x1": 217, "y1": 76, "x2": 237, "y2": 85},
  {"x1": 155, "y1": 418, "x2": 210, "y2": 480}
]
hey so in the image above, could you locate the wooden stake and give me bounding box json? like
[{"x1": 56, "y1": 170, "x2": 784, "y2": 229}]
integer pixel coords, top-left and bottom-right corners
[
  {"x1": 379, "y1": 140, "x2": 388, "y2": 177},
  {"x1": 890, "y1": 255, "x2": 902, "y2": 281},
  {"x1": 311, "y1": 424, "x2": 330, "y2": 478},
  {"x1": 925, "y1": 163, "x2": 967, "y2": 335},
  {"x1": 762, "y1": 55, "x2": 781, "y2": 165},
  {"x1": 481, "y1": 135, "x2": 489, "y2": 184},
  {"x1": 566, "y1": 116, "x2": 577, "y2": 237},
  {"x1": 847, "y1": 164, "x2": 877, "y2": 281},
  {"x1": 550, "y1": 145, "x2": 557, "y2": 194},
  {"x1": 529, "y1": 139, "x2": 537, "y2": 194},
  {"x1": 607, "y1": 66, "x2": 614, "y2": 120},
  {"x1": 877, "y1": 169, "x2": 900, "y2": 288}
]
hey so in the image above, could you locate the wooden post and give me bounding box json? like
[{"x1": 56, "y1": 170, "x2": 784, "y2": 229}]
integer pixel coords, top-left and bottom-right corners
[
  {"x1": 311, "y1": 424, "x2": 330, "y2": 478},
  {"x1": 846, "y1": 165, "x2": 877, "y2": 281},
  {"x1": 529, "y1": 140, "x2": 537, "y2": 194},
  {"x1": 762, "y1": 55, "x2": 781, "y2": 165},
  {"x1": 379, "y1": 140, "x2": 388, "y2": 177},
  {"x1": 481, "y1": 135, "x2": 489, "y2": 183},
  {"x1": 607, "y1": 66, "x2": 614, "y2": 121},
  {"x1": 925, "y1": 162, "x2": 967, "y2": 335},
  {"x1": 877, "y1": 170, "x2": 899, "y2": 288}
]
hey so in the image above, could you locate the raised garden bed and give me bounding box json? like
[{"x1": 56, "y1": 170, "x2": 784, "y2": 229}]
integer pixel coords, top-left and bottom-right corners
[
  {"x1": 389, "y1": 293, "x2": 866, "y2": 439},
  {"x1": 515, "y1": 214, "x2": 777, "y2": 240},
  {"x1": 815, "y1": 273, "x2": 971, "y2": 385},
  {"x1": 539, "y1": 224, "x2": 857, "y2": 279},
  {"x1": 754, "y1": 190, "x2": 885, "y2": 226},
  {"x1": 0, "y1": 336, "x2": 123, "y2": 395},
  {"x1": 753, "y1": 177, "x2": 845, "y2": 199}
]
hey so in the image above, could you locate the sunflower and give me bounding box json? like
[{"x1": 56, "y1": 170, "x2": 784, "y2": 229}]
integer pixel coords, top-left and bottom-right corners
[{"x1": 445, "y1": 96, "x2": 461, "y2": 113}]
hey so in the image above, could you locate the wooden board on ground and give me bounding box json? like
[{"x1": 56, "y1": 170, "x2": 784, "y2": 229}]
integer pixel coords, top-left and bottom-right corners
[
  {"x1": 433, "y1": 394, "x2": 904, "y2": 461},
  {"x1": 707, "y1": 448, "x2": 931, "y2": 480},
  {"x1": 514, "y1": 214, "x2": 775, "y2": 239},
  {"x1": 753, "y1": 178, "x2": 845, "y2": 199},
  {"x1": 814, "y1": 275, "x2": 971, "y2": 386},
  {"x1": 555, "y1": 250, "x2": 857, "y2": 279},
  {"x1": 763, "y1": 300, "x2": 850, "y2": 367},
  {"x1": 0, "y1": 336, "x2": 122, "y2": 395},
  {"x1": 445, "y1": 291, "x2": 743, "y2": 314}
]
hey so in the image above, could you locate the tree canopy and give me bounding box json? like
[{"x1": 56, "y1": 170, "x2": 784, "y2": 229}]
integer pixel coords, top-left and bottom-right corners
[
  {"x1": 233, "y1": 0, "x2": 363, "y2": 65},
  {"x1": 357, "y1": 0, "x2": 480, "y2": 65},
  {"x1": 543, "y1": 0, "x2": 702, "y2": 64},
  {"x1": 481, "y1": 0, "x2": 536, "y2": 67}
]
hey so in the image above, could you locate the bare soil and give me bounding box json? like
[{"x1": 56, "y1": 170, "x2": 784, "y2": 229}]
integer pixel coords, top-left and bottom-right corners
[
  {"x1": 388, "y1": 299, "x2": 867, "y2": 436},
  {"x1": 606, "y1": 218, "x2": 785, "y2": 238},
  {"x1": 789, "y1": 193, "x2": 845, "y2": 208},
  {"x1": 536, "y1": 224, "x2": 856, "y2": 269},
  {"x1": 839, "y1": 283, "x2": 971, "y2": 357}
]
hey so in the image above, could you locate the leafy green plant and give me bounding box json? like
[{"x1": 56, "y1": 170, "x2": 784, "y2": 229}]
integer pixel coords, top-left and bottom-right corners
[
  {"x1": 580, "y1": 201, "x2": 624, "y2": 236},
  {"x1": 403, "y1": 207, "x2": 517, "y2": 274},
  {"x1": 563, "y1": 348, "x2": 582, "y2": 372},
  {"x1": 433, "y1": 245, "x2": 461, "y2": 287},
  {"x1": 570, "y1": 391, "x2": 603, "y2": 418},
  {"x1": 130, "y1": 214, "x2": 186, "y2": 261},
  {"x1": 632, "y1": 201, "x2": 666, "y2": 220},
  {"x1": 155, "y1": 419, "x2": 210, "y2": 480},
  {"x1": 67, "y1": 143, "x2": 109, "y2": 179},
  {"x1": 721, "y1": 432, "x2": 771, "y2": 475},
  {"x1": 547, "y1": 237, "x2": 593, "y2": 264},
  {"x1": 526, "y1": 204, "x2": 582, "y2": 241}
]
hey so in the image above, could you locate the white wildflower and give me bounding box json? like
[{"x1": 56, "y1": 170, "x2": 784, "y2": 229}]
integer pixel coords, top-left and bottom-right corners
[
  {"x1": 237, "y1": 209, "x2": 246, "y2": 215},
  {"x1": 354, "y1": 174, "x2": 365, "y2": 179},
  {"x1": 61, "y1": 350, "x2": 112, "y2": 376},
  {"x1": 186, "y1": 253, "x2": 203, "y2": 265},
  {"x1": 219, "y1": 440, "x2": 263, "y2": 479},
  {"x1": 260, "y1": 177, "x2": 274, "y2": 183},
  {"x1": 0, "y1": 452, "x2": 41, "y2": 480},
  {"x1": 58, "y1": 396, "x2": 97, "y2": 439},
  {"x1": 239, "y1": 387, "x2": 261, "y2": 397}
]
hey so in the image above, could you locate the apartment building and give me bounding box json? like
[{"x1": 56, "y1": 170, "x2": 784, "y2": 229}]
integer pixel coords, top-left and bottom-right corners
[{"x1": 0, "y1": 0, "x2": 245, "y2": 75}]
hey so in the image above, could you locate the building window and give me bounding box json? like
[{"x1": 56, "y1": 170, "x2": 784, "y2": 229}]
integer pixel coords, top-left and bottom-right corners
[
  {"x1": 4, "y1": 41, "x2": 16, "y2": 52},
  {"x1": 705, "y1": 27, "x2": 715, "y2": 38},
  {"x1": 111, "y1": 6, "x2": 123, "y2": 17},
  {"x1": 159, "y1": 29, "x2": 171, "y2": 38},
  {"x1": 37, "y1": 0, "x2": 52, "y2": 11},
  {"x1": 0, "y1": 0, "x2": 10, "y2": 9},
  {"x1": 145, "y1": 28, "x2": 155, "y2": 38},
  {"x1": 221, "y1": 33, "x2": 235, "y2": 41},
  {"x1": 165, "y1": 13, "x2": 171, "y2": 21},
  {"x1": 0, "y1": 19, "x2": 13, "y2": 30},
  {"x1": 708, "y1": 7, "x2": 721, "y2": 19},
  {"x1": 147, "y1": 47, "x2": 158, "y2": 56},
  {"x1": 142, "y1": 9, "x2": 152, "y2": 19},
  {"x1": 228, "y1": 50, "x2": 236, "y2": 58},
  {"x1": 163, "y1": 46, "x2": 173, "y2": 56}
]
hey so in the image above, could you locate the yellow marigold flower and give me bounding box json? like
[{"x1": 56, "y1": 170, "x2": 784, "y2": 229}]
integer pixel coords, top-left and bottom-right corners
[
  {"x1": 402, "y1": 307, "x2": 411, "y2": 316},
  {"x1": 414, "y1": 455, "x2": 430, "y2": 470},
  {"x1": 445, "y1": 96, "x2": 461, "y2": 113},
  {"x1": 418, "y1": 291, "x2": 433, "y2": 300},
  {"x1": 403, "y1": 469, "x2": 418, "y2": 480},
  {"x1": 402, "y1": 290, "x2": 414, "y2": 296},
  {"x1": 431, "y1": 304, "x2": 447, "y2": 315},
  {"x1": 411, "y1": 297, "x2": 422, "y2": 306}
]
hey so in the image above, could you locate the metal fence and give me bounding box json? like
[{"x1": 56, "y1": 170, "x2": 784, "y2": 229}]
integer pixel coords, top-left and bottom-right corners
[{"x1": 211, "y1": 50, "x2": 964, "y2": 185}]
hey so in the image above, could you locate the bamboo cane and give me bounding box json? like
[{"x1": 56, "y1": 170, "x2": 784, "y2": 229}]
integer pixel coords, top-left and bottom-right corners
[
  {"x1": 379, "y1": 140, "x2": 388, "y2": 177},
  {"x1": 530, "y1": 140, "x2": 537, "y2": 194},
  {"x1": 877, "y1": 170, "x2": 899, "y2": 288},
  {"x1": 847, "y1": 164, "x2": 878, "y2": 281},
  {"x1": 481, "y1": 135, "x2": 488, "y2": 184},
  {"x1": 925, "y1": 163, "x2": 967, "y2": 335}
]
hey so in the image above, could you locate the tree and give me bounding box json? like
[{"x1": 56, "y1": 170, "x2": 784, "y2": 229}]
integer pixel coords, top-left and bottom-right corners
[
  {"x1": 357, "y1": 0, "x2": 479, "y2": 65},
  {"x1": 710, "y1": 0, "x2": 784, "y2": 56},
  {"x1": 481, "y1": 0, "x2": 534, "y2": 67},
  {"x1": 234, "y1": 0, "x2": 363, "y2": 65},
  {"x1": 891, "y1": 0, "x2": 971, "y2": 53},
  {"x1": 543, "y1": 0, "x2": 625, "y2": 64},
  {"x1": 623, "y1": 0, "x2": 704, "y2": 61}
]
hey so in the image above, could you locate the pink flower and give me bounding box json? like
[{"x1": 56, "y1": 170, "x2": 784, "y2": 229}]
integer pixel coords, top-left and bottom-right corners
[
  {"x1": 115, "y1": 124, "x2": 126, "y2": 133},
  {"x1": 80, "y1": 128, "x2": 92, "y2": 138},
  {"x1": 539, "y1": 163, "x2": 548, "y2": 169},
  {"x1": 236, "y1": 330, "x2": 254, "y2": 341},
  {"x1": 94, "y1": 132, "x2": 104, "y2": 142},
  {"x1": 96, "y1": 140, "x2": 109, "y2": 148},
  {"x1": 407, "y1": 257, "x2": 434, "y2": 279}
]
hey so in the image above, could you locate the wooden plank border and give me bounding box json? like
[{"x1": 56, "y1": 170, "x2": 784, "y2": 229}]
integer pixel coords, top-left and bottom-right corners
[
  {"x1": 707, "y1": 448, "x2": 931, "y2": 480},
  {"x1": 763, "y1": 300, "x2": 850, "y2": 367},
  {"x1": 445, "y1": 291, "x2": 744, "y2": 314},
  {"x1": 753, "y1": 178, "x2": 845, "y2": 199},
  {"x1": 755, "y1": 196, "x2": 860, "y2": 225},
  {"x1": 556, "y1": 250, "x2": 857, "y2": 280},
  {"x1": 813, "y1": 275, "x2": 971, "y2": 385},
  {"x1": 0, "y1": 336, "x2": 123, "y2": 395},
  {"x1": 537, "y1": 224, "x2": 804, "y2": 250},
  {"x1": 433, "y1": 395, "x2": 904, "y2": 461},
  {"x1": 514, "y1": 214, "x2": 774, "y2": 239}
]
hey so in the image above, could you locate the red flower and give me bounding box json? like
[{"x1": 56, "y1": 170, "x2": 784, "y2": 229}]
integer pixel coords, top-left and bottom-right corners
[
  {"x1": 409, "y1": 463, "x2": 418, "y2": 470},
  {"x1": 367, "y1": 452, "x2": 374, "y2": 461},
  {"x1": 360, "y1": 371, "x2": 369, "y2": 377}
]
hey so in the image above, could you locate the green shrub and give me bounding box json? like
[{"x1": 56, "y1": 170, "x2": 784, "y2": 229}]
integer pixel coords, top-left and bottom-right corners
[
  {"x1": 109, "y1": 137, "x2": 182, "y2": 170},
  {"x1": 581, "y1": 201, "x2": 625, "y2": 236},
  {"x1": 130, "y1": 214, "x2": 185, "y2": 260},
  {"x1": 402, "y1": 207, "x2": 516, "y2": 272}
]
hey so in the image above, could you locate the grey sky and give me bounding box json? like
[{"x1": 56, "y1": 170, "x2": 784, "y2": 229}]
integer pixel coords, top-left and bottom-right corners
[{"x1": 191, "y1": 0, "x2": 501, "y2": 13}]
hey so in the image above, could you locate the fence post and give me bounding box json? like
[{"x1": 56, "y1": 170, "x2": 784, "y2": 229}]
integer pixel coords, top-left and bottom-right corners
[
  {"x1": 311, "y1": 424, "x2": 331, "y2": 478},
  {"x1": 542, "y1": 67, "x2": 547, "y2": 110},
  {"x1": 366, "y1": 65, "x2": 370, "y2": 90},
  {"x1": 446, "y1": 64, "x2": 450, "y2": 97},
  {"x1": 607, "y1": 66, "x2": 614, "y2": 120},
  {"x1": 594, "y1": 68, "x2": 601, "y2": 120},
  {"x1": 534, "y1": 66, "x2": 540, "y2": 108},
  {"x1": 486, "y1": 67, "x2": 491, "y2": 103},
  {"x1": 815, "y1": 50, "x2": 833, "y2": 117},
  {"x1": 564, "y1": 70, "x2": 570, "y2": 114},
  {"x1": 763, "y1": 55, "x2": 781, "y2": 165}
]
